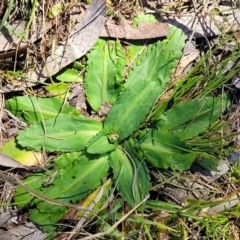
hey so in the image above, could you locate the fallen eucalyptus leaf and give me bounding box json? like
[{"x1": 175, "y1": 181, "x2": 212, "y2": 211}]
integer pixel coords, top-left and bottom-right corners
[
  {"x1": 26, "y1": 0, "x2": 106, "y2": 82},
  {"x1": 101, "y1": 21, "x2": 169, "y2": 39}
]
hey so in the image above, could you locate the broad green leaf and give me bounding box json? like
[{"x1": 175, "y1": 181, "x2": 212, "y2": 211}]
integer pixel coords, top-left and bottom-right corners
[
  {"x1": 125, "y1": 44, "x2": 146, "y2": 66},
  {"x1": 45, "y1": 83, "x2": 69, "y2": 98},
  {"x1": 30, "y1": 155, "x2": 109, "y2": 231},
  {"x1": 40, "y1": 156, "x2": 109, "y2": 207},
  {"x1": 110, "y1": 149, "x2": 136, "y2": 206},
  {"x1": 13, "y1": 172, "x2": 48, "y2": 208},
  {"x1": 124, "y1": 27, "x2": 186, "y2": 89},
  {"x1": 17, "y1": 116, "x2": 102, "y2": 152},
  {"x1": 13, "y1": 152, "x2": 81, "y2": 209},
  {"x1": 157, "y1": 96, "x2": 229, "y2": 140},
  {"x1": 87, "y1": 132, "x2": 116, "y2": 154},
  {"x1": 139, "y1": 129, "x2": 197, "y2": 170},
  {"x1": 132, "y1": 13, "x2": 157, "y2": 27},
  {"x1": 30, "y1": 208, "x2": 67, "y2": 232},
  {"x1": 56, "y1": 68, "x2": 83, "y2": 82},
  {"x1": 104, "y1": 81, "x2": 161, "y2": 142},
  {"x1": 5, "y1": 96, "x2": 80, "y2": 123},
  {"x1": 47, "y1": 3, "x2": 62, "y2": 18},
  {"x1": 195, "y1": 153, "x2": 219, "y2": 171},
  {"x1": 109, "y1": 147, "x2": 150, "y2": 207},
  {"x1": 85, "y1": 39, "x2": 126, "y2": 111}
]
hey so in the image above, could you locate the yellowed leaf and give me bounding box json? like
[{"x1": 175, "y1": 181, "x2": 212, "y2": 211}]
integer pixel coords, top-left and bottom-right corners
[{"x1": 0, "y1": 140, "x2": 43, "y2": 166}]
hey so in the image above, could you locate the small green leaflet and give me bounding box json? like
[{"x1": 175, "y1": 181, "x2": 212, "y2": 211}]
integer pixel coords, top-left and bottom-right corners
[
  {"x1": 87, "y1": 132, "x2": 116, "y2": 154},
  {"x1": 132, "y1": 13, "x2": 157, "y2": 28},
  {"x1": 45, "y1": 83, "x2": 69, "y2": 98},
  {"x1": 56, "y1": 68, "x2": 83, "y2": 83}
]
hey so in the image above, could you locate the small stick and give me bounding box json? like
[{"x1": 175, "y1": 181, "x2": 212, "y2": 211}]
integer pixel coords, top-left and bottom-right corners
[{"x1": 79, "y1": 195, "x2": 150, "y2": 240}]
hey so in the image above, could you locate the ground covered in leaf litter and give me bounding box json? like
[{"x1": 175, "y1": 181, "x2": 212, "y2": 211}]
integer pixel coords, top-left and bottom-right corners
[{"x1": 0, "y1": 0, "x2": 240, "y2": 239}]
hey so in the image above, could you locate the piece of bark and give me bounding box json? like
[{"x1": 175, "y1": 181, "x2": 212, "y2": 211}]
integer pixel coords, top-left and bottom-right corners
[
  {"x1": 0, "y1": 44, "x2": 29, "y2": 60},
  {"x1": 8, "y1": 222, "x2": 47, "y2": 240},
  {"x1": 101, "y1": 20, "x2": 169, "y2": 39}
]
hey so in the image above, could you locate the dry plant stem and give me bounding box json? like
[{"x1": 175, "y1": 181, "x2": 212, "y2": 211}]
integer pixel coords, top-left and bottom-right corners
[
  {"x1": 123, "y1": 45, "x2": 147, "y2": 77},
  {"x1": 0, "y1": 170, "x2": 96, "y2": 213},
  {"x1": 4, "y1": 110, "x2": 27, "y2": 128},
  {"x1": 13, "y1": 0, "x2": 37, "y2": 71},
  {"x1": 189, "y1": 0, "x2": 211, "y2": 53},
  {"x1": 0, "y1": 0, "x2": 4, "y2": 15},
  {"x1": 0, "y1": 45, "x2": 29, "y2": 60},
  {"x1": 178, "y1": 218, "x2": 195, "y2": 240},
  {"x1": 66, "y1": 185, "x2": 108, "y2": 240},
  {"x1": 79, "y1": 195, "x2": 150, "y2": 240}
]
